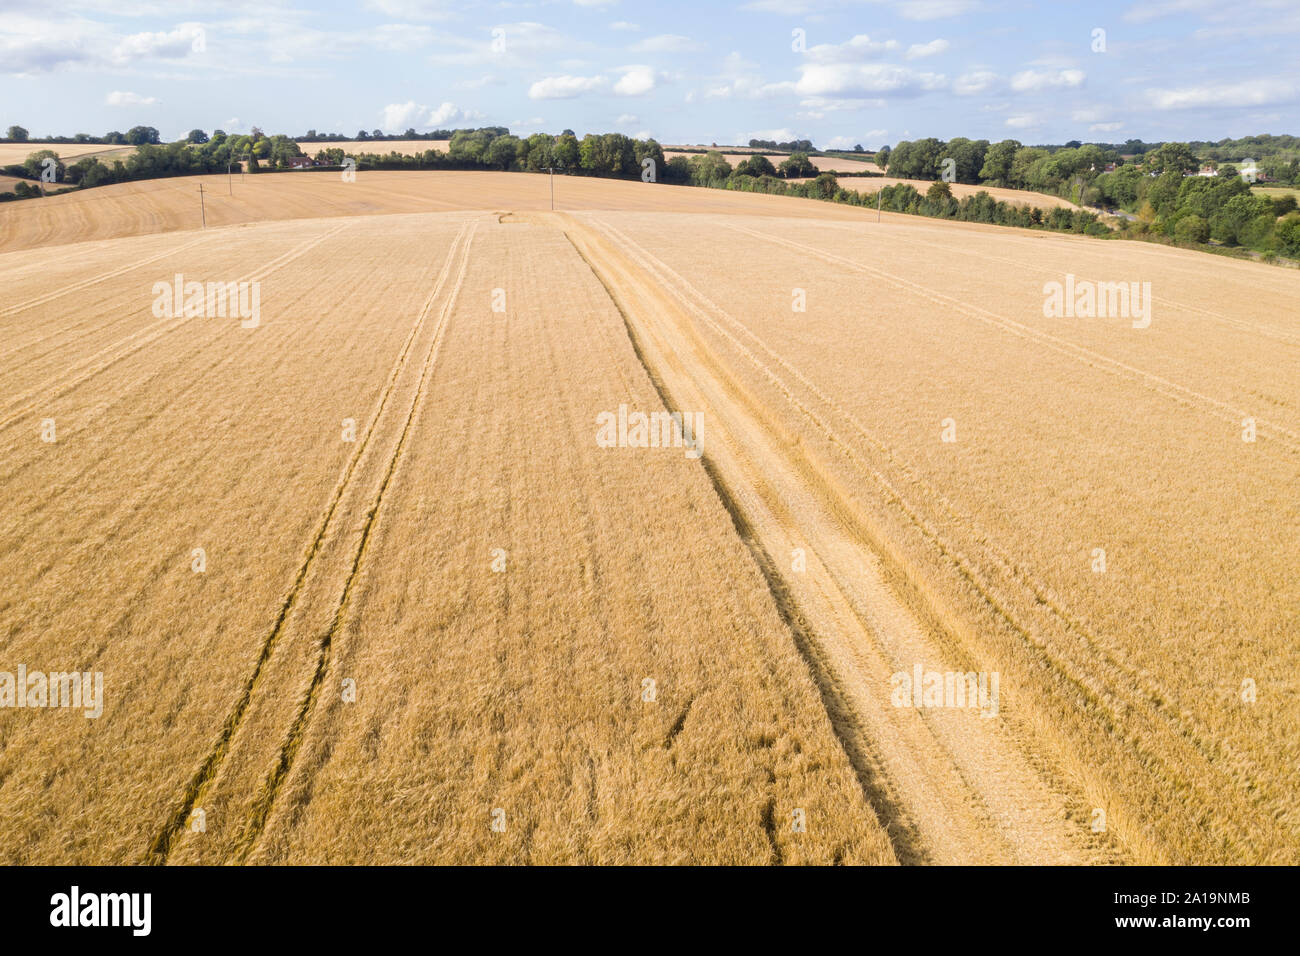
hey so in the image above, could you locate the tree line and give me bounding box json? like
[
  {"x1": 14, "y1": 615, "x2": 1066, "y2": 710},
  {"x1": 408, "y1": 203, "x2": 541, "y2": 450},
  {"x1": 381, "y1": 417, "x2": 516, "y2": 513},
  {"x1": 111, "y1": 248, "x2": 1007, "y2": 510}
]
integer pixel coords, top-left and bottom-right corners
[{"x1": 878, "y1": 136, "x2": 1300, "y2": 259}]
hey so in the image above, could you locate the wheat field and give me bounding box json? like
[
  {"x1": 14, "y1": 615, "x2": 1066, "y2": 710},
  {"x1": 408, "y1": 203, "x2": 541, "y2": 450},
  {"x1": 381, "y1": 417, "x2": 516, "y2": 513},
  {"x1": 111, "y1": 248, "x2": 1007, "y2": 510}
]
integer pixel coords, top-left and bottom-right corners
[
  {"x1": 0, "y1": 143, "x2": 137, "y2": 166},
  {"x1": 0, "y1": 171, "x2": 1295, "y2": 864}
]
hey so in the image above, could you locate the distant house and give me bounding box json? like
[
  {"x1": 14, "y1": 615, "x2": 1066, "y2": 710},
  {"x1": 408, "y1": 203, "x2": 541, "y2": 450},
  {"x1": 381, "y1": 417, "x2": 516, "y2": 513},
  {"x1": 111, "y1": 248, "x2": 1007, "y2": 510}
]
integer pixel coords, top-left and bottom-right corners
[
  {"x1": 286, "y1": 156, "x2": 316, "y2": 169},
  {"x1": 1193, "y1": 165, "x2": 1217, "y2": 177},
  {"x1": 1103, "y1": 162, "x2": 1117, "y2": 173}
]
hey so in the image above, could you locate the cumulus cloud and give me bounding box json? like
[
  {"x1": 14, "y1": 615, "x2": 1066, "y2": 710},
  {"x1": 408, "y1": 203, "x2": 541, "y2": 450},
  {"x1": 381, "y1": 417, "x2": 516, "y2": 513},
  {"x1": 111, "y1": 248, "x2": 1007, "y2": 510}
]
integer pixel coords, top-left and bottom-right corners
[
  {"x1": 613, "y1": 64, "x2": 656, "y2": 95},
  {"x1": 796, "y1": 62, "x2": 946, "y2": 98},
  {"x1": 381, "y1": 100, "x2": 424, "y2": 130},
  {"x1": 528, "y1": 74, "x2": 607, "y2": 99},
  {"x1": 1009, "y1": 69, "x2": 1085, "y2": 92},
  {"x1": 105, "y1": 90, "x2": 159, "y2": 106},
  {"x1": 427, "y1": 101, "x2": 483, "y2": 125},
  {"x1": 905, "y1": 38, "x2": 950, "y2": 59},
  {"x1": 380, "y1": 100, "x2": 483, "y2": 131},
  {"x1": 1005, "y1": 114, "x2": 1039, "y2": 128},
  {"x1": 111, "y1": 24, "x2": 206, "y2": 63}
]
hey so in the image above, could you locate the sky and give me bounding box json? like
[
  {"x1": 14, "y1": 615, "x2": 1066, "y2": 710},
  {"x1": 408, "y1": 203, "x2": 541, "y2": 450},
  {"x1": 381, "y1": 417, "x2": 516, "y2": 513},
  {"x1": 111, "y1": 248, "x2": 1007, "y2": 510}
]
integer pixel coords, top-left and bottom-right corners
[{"x1": 1, "y1": 0, "x2": 1297, "y2": 148}]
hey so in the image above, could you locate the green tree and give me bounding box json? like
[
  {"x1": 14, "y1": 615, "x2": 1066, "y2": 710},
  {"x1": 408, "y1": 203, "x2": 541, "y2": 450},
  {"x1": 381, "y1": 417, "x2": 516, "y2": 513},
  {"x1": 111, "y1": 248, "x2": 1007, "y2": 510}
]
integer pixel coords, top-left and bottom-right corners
[
  {"x1": 485, "y1": 134, "x2": 521, "y2": 170},
  {"x1": 736, "y1": 154, "x2": 777, "y2": 177},
  {"x1": 1174, "y1": 215, "x2": 1210, "y2": 244},
  {"x1": 978, "y1": 139, "x2": 1021, "y2": 185},
  {"x1": 887, "y1": 138, "x2": 945, "y2": 179},
  {"x1": 186, "y1": 129, "x2": 209, "y2": 144},
  {"x1": 1144, "y1": 142, "x2": 1198, "y2": 176},
  {"x1": 125, "y1": 125, "x2": 161, "y2": 146},
  {"x1": 778, "y1": 152, "x2": 817, "y2": 178},
  {"x1": 6, "y1": 125, "x2": 29, "y2": 142},
  {"x1": 689, "y1": 150, "x2": 732, "y2": 185},
  {"x1": 875, "y1": 144, "x2": 891, "y2": 171},
  {"x1": 1275, "y1": 212, "x2": 1300, "y2": 258},
  {"x1": 552, "y1": 133, "x2": 579, "y2": 169},
  {"x1": 944, "y1": 137, "x2": 988, "y2": 184}
]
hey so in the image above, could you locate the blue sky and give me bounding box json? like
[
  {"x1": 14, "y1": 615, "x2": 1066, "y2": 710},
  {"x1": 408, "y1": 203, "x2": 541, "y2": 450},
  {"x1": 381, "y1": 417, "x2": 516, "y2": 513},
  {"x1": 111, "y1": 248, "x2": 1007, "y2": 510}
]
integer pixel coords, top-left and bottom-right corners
[{"x1": 2, "y1": 0, "x2": 1296, "y2": 147}]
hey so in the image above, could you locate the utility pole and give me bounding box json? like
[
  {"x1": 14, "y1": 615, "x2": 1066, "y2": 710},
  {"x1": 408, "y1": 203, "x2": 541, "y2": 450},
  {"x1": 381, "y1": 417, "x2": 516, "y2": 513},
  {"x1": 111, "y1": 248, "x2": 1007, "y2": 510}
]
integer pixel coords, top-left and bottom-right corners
[{"x1": 199, "y1": 183, "x2": 206, "y2": 227}]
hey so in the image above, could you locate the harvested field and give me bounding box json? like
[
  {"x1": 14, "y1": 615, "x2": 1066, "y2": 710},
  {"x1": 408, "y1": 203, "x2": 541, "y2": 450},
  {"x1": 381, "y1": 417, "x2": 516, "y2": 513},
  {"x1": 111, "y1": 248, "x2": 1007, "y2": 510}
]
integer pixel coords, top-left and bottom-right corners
[
  {"x1": 0, "y1": 143, "x2": 136, "y2": 165},
  {"x1": 0, "y1": 171, "x2": 1295, "y2": 865},
  {"x1": 0, "y1": 170, "x2": 893, "y2": 254}
]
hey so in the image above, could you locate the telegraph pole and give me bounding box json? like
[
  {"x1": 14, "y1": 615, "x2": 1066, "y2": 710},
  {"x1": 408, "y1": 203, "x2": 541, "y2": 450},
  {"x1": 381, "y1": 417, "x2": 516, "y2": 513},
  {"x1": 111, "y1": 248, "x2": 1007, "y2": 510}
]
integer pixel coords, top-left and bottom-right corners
[{"x1": 199, "y1": 183, "x2": 206, "y2": 227}]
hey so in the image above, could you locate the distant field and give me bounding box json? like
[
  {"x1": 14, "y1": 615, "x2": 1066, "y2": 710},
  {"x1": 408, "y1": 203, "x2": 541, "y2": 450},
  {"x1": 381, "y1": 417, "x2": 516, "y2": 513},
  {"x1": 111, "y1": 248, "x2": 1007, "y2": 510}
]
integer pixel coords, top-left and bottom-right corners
[
  {"x1": 1252, "y1": 185, "x2": 1300, "y2": 200},
  {"x1": 663, "y1": 149, "x2": 877, "y2": 175},
  {"x1": 297, "y1": 139, "x2": 449, "y2": 157},
  {"x1": 0, "y1": 142, "x2": 136, "y2": 165}
]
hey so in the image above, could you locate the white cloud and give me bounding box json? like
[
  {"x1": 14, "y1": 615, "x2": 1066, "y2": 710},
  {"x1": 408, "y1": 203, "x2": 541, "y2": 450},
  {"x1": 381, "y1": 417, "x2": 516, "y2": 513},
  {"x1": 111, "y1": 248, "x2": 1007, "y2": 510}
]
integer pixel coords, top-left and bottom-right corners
[
  {"x1": 609, "y1": 21, "x2": 640, "y2": 31},
  {"x1": 381, "y1": 100, "x2": 425, "y2": 130},
  {"x1": 953, "y1": 69, "x2": 998, "y2": 94},
  {"x1": 796, "y1": 63, "x2": 946, "y2": 98},
  {"x1": 1005, "y1": 114, "x2": 1039, "y2": 128},
  {"x1": 805, "y1": 34, "x2": 900, "y2": 63},
  {"x1": 615, "y1": 112, "x2": 639, "y2": 124},
  {"x1": 1010, "y1": 69, "x2": 1085, "y2": 92},
  {"x1": 613, "y1": 64, "x2": 656, "y2": 95},
  {"x1": 528, "y1": 74, "x2": 607, "y2": 99},
  {"x1": 111, "y1": 24, "x2": 206, "y2": 63},
  {"x1": 427, "y1": 101, "x2": 483, "y2": 125},
  {"x1": 1089, "y1": 122, "x2": 1123, "y2": 132},
  {"x1": 380, "y1": 100, "x2": 483, "y2": 131},
  {"x1": 573, "y1": 0, "x2": 618, "y2": 6},
  {"x1": 1144, "y1": 78, "x2": 1297, "y2": 109},
  {"x1": 105, "y1": 90, "x2": 158, "y2": 106},
  {"x1": 905, "y1": 38, "x2": 950, "y2": 59}
]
